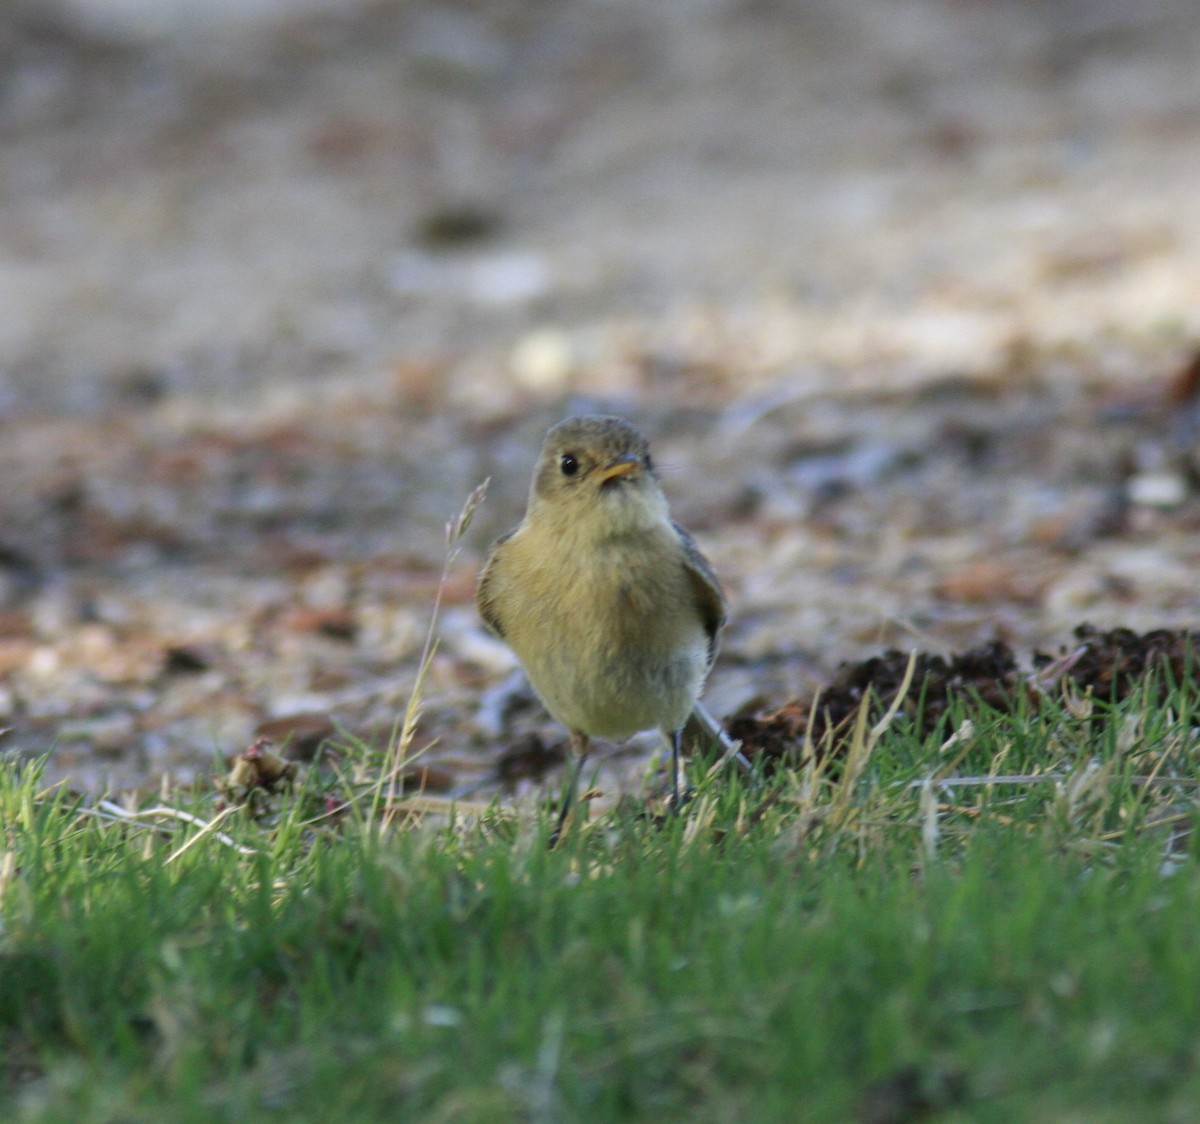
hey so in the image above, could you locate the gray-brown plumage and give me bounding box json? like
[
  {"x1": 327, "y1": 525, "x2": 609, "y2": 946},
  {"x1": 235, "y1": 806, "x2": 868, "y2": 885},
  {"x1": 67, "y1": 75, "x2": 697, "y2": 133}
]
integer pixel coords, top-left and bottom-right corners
[{"x1": 477, "y1": 415, "x2": 727, "y2": 838}]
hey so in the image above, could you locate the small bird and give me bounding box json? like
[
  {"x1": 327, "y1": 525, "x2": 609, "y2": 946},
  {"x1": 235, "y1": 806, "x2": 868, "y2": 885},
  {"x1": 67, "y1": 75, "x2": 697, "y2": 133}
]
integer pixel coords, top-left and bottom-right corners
[{"x1": 476, "y1": 414, "x2": 729, "y2": 838}]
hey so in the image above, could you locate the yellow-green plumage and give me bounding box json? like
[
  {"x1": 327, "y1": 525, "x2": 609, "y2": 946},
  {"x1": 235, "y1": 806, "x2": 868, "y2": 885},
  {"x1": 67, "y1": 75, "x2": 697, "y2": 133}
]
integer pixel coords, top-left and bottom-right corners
[{"x1": 476, "y1": 415, "x2": 726, "y2": 835}]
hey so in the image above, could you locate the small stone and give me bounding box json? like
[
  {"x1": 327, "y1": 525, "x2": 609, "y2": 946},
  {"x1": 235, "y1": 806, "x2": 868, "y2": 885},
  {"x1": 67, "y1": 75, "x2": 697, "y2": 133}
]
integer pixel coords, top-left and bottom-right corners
[
  {"x1": 1126, "y1": 472, "x2": 1187, "y2": 509},
  {"x1": 509, "y1": 328, "x2": 575, "y2": 392},
  {"x1": 254, "y1": 713, "x2": 336, "y2": 760},
  {"x1": 56, "y1": 712, "x2": 137, "y2": 757},
  {"x1": 465, "y1": 252, "x2": 551, "y2": 306}
]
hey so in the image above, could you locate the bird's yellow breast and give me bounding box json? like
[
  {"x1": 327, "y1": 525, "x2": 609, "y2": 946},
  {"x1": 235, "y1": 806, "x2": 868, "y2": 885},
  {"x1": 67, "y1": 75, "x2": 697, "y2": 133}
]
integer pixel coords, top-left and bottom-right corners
[{"x1": 490, "y1": 521, "x2": 709, "y2": 739}]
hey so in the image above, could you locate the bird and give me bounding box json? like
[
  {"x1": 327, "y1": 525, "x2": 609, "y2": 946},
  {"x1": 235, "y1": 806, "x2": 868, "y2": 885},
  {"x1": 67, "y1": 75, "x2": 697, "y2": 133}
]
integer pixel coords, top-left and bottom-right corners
[{"x1": 476, "y1": 414, "x2": 732, "y2": 839}]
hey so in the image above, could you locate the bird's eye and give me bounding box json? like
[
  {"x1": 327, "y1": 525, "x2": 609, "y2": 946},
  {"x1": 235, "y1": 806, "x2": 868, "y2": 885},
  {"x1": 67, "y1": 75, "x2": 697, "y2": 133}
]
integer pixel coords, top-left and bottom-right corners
[{"x1": 559, "y1": 453, "x2": 579, "y2": 476}]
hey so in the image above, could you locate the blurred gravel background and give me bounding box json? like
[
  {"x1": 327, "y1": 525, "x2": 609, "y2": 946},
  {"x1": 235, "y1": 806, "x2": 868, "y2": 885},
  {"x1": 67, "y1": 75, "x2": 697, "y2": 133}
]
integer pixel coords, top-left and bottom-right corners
[{"x1": 1, "y1": 0, "x2": 1198, "y2": 798}]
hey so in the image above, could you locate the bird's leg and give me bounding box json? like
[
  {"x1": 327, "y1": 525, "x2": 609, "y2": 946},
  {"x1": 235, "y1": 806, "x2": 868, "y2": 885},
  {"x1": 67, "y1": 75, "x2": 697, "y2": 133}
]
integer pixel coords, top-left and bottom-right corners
[
  {"x1": 549, "y1": 733, "x2": 589, "y2": 847},
  {"x1": 664, "y1": 727, "x2": 701, "y2": 813},
  {"x1": 670, "y1": 726, "x2": 683, "y2": 810},
  {"x1": 687, "y1": 702, "x2": 758, "y2": 783}
]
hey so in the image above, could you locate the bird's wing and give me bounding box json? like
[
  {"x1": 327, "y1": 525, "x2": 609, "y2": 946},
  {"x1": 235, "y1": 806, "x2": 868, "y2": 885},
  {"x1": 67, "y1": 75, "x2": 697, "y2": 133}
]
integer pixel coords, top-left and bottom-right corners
[
  {"x1": 475, "y1": 529, "x2": 515, "y2": 639},
  {"x1": 673, "y1": 520, "x2": 726, "y2": 667}
]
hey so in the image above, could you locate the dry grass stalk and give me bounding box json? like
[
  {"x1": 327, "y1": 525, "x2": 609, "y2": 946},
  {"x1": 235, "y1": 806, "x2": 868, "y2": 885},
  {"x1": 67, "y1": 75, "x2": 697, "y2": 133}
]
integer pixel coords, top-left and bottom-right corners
[
  {"x1": 89, "y1": 799, "x2": 257, "y2": 856},
  {"x1": 827, "y1": 651, "x2": 917, "y2": 833},
  {"x1": 379, "y1": 478, "x2": 490, "y2": 828}
]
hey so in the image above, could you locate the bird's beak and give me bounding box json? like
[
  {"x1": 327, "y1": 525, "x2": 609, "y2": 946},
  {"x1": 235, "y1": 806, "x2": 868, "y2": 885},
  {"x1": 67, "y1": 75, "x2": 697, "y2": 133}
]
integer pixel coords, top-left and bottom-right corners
[{"x1": 595, "y1": 455, "x2": 640, "y2": 484}]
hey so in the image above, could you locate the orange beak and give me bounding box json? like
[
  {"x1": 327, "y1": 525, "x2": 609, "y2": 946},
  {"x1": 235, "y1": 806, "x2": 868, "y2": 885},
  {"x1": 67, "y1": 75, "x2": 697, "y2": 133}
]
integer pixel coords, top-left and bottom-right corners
[{"x1": 595, "y1": 455, "x2": 640, "y2": 484}]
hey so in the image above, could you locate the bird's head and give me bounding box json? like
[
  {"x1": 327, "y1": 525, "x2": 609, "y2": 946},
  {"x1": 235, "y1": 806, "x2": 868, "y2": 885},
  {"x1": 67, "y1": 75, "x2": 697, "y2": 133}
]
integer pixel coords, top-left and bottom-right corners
[{"x1": 528, "y1": 415, "x2": 668, "y2": 536}]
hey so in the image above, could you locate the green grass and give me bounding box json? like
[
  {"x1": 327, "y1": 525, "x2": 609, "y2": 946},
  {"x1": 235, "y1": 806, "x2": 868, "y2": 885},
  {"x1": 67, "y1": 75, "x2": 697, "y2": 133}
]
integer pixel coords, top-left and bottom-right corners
[{"x1": 4, "y1": 676, "x2": 1200, "y2": 1122}]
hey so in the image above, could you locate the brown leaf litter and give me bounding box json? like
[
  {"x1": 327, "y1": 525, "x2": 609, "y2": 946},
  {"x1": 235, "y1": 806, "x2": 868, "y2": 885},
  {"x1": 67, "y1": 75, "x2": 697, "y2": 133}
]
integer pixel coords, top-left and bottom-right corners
[{"x1": 730, "y1": 625, "x2": 1199, "y2": 765}]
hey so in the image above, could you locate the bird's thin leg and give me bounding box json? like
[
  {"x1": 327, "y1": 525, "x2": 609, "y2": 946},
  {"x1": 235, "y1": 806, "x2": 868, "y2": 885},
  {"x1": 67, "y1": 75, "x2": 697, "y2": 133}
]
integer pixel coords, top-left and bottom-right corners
[
  {"x1": 688, "y1": 702, "x2": 758, "y2": 783},
  {"x1": 671, "y1": 727, "x2": 682, "y2": 809},
  {"x1": 549, "y1": 734, "x2": 589, "y2": 847}
]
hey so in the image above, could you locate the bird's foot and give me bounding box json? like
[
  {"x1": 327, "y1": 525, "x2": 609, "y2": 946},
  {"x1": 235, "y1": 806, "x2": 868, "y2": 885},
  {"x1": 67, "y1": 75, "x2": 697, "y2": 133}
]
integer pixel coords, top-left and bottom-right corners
[{"x1": 667, "y1": 785, "x2": 696, "y2": 814}]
